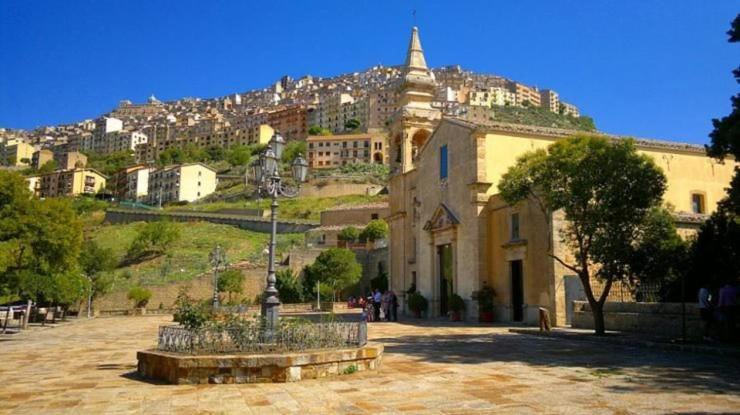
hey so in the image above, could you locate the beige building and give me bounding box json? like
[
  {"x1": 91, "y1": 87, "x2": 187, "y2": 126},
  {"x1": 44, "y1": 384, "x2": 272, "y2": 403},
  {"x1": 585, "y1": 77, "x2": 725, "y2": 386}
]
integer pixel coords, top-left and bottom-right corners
[
  {"x1": 55, "y1": 151, "x2": 88, "y2": 170},
  {"x1": 387, "y1": 27, "x2": 736, "y2": 326},
  {"x1": 539, "y1": 89, "x2": 559, "y2": 112},
  {"x1": 31, "y1": 149, "x2": 54, "y2": 169},
  {"x1": 29, "y1": 168, "x2": 107, "y2": 198},
  {"x1": 306, "y1": 202, "x2": 389, "y2": 247},
  {"x1": 468, "y1": 87, "x2": 516, "y2": 108},
  {"x1": 113, "y1": 165, "x2": 153, "y2": 202},
  {"x1": 308, "y1": 93, "x2": 368, "y2": 133},
  {"x1": 307, "y1": 133, "x2": 387, "y2": 168},
  {"x1": 146, "y1": 163, "x2": 217, "y2": 205},
  {"x1": 4, "y1": 141, "x2": 35, "y2": 166}
]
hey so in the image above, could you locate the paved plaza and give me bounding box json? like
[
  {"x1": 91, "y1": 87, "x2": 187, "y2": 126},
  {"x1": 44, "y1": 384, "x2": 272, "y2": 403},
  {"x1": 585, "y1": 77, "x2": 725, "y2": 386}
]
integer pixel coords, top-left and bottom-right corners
[{"x1": 1, "y1": 315, "x2": 740, "y2": 414}]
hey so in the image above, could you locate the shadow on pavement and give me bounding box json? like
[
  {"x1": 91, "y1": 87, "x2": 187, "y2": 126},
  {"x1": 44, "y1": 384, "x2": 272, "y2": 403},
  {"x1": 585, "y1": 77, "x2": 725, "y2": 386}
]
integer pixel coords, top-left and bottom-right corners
[{"x1": 372, "y1": 321, "x2": 740, "y2": 395}]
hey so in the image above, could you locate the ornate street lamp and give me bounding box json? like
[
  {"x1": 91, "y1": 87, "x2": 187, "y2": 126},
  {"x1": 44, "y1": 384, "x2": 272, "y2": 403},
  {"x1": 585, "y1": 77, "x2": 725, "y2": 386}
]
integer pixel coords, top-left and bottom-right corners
[
  {"x1": 249, "y1": 133, "x2": 309, "y2": 333},
  {"x1": 209, "y1": 244, "x2": 227, "y2": 308}
]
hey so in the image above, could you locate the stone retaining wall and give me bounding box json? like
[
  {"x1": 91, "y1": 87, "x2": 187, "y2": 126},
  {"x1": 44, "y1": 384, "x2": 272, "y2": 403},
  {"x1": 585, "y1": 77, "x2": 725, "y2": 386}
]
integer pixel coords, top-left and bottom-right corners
[
  {"x1": 572, "y1": 301, "x2": 703, "y2": 339},
  {"x1": 105, "y1": 209, "x2": 318, "y2": 233},
  {"x1": 137, "y1": 343, "x2": 383, "y2": 384}
]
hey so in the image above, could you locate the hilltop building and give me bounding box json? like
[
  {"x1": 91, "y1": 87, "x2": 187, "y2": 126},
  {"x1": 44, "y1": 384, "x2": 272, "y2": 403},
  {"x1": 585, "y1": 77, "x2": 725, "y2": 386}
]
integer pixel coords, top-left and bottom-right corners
[
  {"x1": 387, "y1": 27, "x2": 736, "y2": 326},
  {"x1": 306, "y1": 133, "x2": 387, "y2": 168},
  {"x1": 146, "y1": 163, "x2": 217, "y2": 205},
  {"x1": 28, "y1": 168, "x2": 107, "y2": 198}
]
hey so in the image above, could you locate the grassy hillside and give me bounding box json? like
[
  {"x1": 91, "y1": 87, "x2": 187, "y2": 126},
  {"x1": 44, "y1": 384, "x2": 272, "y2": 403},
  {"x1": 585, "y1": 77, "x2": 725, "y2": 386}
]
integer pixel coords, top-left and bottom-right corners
[
  {"x1": 484, "y1": 105, "x2": 596, "y2": 131},
  {"x1": 92, "y1": 221, "x2": 303, "y2": 288},
  {"x1": 167, "y1": 194, "x2": 387, "y2": 221}
]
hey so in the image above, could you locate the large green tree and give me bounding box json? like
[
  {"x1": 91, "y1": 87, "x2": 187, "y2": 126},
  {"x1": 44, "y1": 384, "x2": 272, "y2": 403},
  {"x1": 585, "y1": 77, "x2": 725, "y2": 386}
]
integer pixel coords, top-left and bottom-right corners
[
  {"x1": 303, "y1": 248, "x2": 361, "y2": 298},
  {"x1": 706, "y1": 14, "x2": 740, "y2": 213},
  {"x1": 0, "y1": 171, "x2": 85, "y2": 304},
  {"x1": 79, "y1": 239, "x2": 117, "y2": 313},
  {"x1": 499, "y1": 135, "x2": 667, "y2": 334}
]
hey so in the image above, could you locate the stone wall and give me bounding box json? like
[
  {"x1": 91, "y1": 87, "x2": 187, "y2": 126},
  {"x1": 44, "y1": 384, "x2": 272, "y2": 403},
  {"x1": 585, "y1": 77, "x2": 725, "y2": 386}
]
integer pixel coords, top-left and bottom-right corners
[
  {"x1": 299, "y1": 178, "x2": 384, "y2": 198},
  {"x1": 572, "y1": 301, "x2": 703, "y2": 339},
  {"x1": 88, "y1": 264, "x2": 267, "y2": 313},
  {"x1": 105, "y1": 209, "x2": 317, "y2": 233}
]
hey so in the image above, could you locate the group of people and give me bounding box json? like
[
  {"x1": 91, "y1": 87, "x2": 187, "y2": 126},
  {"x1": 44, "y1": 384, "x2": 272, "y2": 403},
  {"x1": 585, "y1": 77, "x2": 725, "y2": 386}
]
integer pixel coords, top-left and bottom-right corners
[
  {"x1": 698, "y1": 281, "x2": 739, "y2": 342},
  {"x1": 348, "y1": 289, "x2": 399, "y2": 322}
]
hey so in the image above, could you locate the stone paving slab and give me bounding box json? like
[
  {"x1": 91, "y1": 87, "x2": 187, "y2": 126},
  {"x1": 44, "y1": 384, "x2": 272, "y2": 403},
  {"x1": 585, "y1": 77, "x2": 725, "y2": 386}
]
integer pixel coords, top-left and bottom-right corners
[{"x1": 1, "y1": 316, "x2": 740, "y2": 414}]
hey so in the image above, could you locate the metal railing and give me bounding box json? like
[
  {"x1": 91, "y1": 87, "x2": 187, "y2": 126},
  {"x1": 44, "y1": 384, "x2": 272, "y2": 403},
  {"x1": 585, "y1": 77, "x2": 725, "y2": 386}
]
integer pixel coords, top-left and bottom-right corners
[{"x1": 158, "y1": 321, "x2": 367, "y2": 354}]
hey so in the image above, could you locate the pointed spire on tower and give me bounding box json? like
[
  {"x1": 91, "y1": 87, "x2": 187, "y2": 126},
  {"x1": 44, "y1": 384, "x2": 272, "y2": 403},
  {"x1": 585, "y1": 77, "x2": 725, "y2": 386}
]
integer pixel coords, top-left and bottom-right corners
[{"x1": 405, "y1": 26, "x2": 427, "y2": 70}]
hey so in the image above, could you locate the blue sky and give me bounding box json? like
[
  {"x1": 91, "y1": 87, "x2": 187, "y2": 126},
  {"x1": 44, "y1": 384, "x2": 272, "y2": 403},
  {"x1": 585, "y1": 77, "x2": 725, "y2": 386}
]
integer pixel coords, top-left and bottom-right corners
[{"x1": 0, "y1": 1, "x2": 738, "y2": 144}]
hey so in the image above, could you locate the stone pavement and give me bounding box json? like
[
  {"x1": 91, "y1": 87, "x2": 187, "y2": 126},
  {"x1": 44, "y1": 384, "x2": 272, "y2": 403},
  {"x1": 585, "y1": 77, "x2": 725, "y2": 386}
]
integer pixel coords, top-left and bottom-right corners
[{"x1": 1, "y1": 315, "x2": 740, "y2": 414}]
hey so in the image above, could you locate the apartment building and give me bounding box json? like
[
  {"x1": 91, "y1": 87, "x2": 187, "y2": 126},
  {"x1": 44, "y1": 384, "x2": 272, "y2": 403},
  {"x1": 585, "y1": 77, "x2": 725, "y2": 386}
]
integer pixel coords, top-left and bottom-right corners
[
  {"x1": 367, "y1": 89, "x2": 399, "y2": 130},
  {"x1": 560, "y1": 102, "x2": 580, "y2": 117},
  {"x1": 306, "y1": 133, "x2": 387, "y2": 169},
  {"x1": 29, "y1": 168, "x2": 107, "y2": 198},
  {"x1": 55, "y1": 151, "x2": 88, "y2": 170},
  {"x1": 468, "y1": 87, "x2": 516, "y2": 107},
  {"x1": 113, "y1": 165, "x2": 153, "y2": 202},
  {"x1": 3, "y1": 141, "x2": 35, "y2": 166},
  {"x1": 539, "y1": 89, "x2": 560, "y2": 113},
  {"x1": 508, "y1": 81, "x2": 541, "y2": 107},
  {"x1": 31, "y1": 149, "x2": 54, "y2": 169},
  {"x1": 307, "y1": 93, "x2": 368, "y2": 133},
  {"x1": 266, "y1": 105, "x2": 307, "y2": 140},
  {"x1": 146, "y1": 163, "x2": 217, "y2": 205}
]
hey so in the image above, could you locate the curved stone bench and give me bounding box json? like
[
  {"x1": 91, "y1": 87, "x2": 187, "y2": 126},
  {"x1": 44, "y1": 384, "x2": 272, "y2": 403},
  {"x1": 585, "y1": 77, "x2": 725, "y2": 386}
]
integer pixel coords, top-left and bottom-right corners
[{"x1": 137, "y1": 343, "x2": 383, "y2": 384}]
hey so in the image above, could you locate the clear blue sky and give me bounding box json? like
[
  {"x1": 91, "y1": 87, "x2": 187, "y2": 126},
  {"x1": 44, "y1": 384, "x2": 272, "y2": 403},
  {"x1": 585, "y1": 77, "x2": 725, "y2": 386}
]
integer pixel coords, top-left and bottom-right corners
[{"x1": 1, "y1": 1, "x2": 738, "y2": 144}]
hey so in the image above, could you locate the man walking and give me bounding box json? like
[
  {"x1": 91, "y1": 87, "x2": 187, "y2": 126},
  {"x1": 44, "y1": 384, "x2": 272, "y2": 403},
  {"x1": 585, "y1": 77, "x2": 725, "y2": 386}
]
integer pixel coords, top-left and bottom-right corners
[{"x1": 373, "y1": 289, "x2": 382, "y2": 322}]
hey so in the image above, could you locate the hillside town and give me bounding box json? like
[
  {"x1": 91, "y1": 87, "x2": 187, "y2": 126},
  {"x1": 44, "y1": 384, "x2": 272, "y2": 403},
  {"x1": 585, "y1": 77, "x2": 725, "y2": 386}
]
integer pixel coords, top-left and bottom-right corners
[
  {"x1": 1, "y1": 3, "x2": 739, "y2": 413},
  {"x1": 0, "y1": 64, "x2": 584, "y2": 202}
]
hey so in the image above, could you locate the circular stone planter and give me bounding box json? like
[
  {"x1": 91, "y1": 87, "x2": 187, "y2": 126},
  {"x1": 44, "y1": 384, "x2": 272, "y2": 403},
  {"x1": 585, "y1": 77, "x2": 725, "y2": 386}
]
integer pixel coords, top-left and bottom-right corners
[{"x1": 137, "y1": 343, "x2": 383, "y2": 384}]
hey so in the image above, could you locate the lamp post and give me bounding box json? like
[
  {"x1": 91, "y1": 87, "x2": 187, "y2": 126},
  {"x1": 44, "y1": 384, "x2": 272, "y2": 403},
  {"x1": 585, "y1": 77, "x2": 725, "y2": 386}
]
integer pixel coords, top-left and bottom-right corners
[
  {"x1": 209, "y1": 244, "x2": 227, "y2": 308},
  {"x1": 249, "y1": 133, "x2": 309, "y2": 333}
]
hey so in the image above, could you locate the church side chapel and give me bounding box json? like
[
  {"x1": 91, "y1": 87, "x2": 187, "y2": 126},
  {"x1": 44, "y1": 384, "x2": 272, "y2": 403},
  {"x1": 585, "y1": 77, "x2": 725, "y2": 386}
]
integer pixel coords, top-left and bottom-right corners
[{"x1": 387, "y1": 27, "x2": 736, "y2": 325}]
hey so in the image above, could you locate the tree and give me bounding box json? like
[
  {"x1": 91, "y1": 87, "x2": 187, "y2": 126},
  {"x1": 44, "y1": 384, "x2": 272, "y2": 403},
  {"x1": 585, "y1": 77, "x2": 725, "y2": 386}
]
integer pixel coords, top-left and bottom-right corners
[
  {"x1": 304, "y1": 248, "x2": 361, "y2": 297},
  {"x1": 337, "y1": 226, "x2": 360, "y2": 243},
  {"x1": 0, "y1": 171, "x2": 85, "y2": 304},
  {"x1": 126, "y1": 220, "x2": 181, "y2": 261},
  {"x1": 360, "y1": 219, "x2": 388, "y2": 242},
  {"x1": 344, "y1": 118, "x2": 361, "y2": 132},
  {"x1": 499, "y1": 135, "x2": 666, "y2": 334},
  {"x1": 308, "y1": 125, "x2": 332, "y2": 136},
  {"x1": 85, "y1": 151, "x2": 136, "y2": 176},
  {"x1": 281, "y1": 140, "x2": 307, "y2": 164},
  {"x1": 226, "y1": 145, "x2": 251, "y2": 166},
  {"x1": 79, "y1": 239, "x2": 117, "y2": 313},
  {"x1": 205, "y1": 145, "x2": 226, "y2": 162},
  {"x1": 706, "y1": 14, "x2": 740, "y2": 213},
  {"x1": 275, "y1": 268, "x2": 304, "y2": 303},
  {"x1": 37, "y1": 159, "x2": 57, "y2": 174},
  {"x1": 158, "y1": 147, "x2": 186, "y2": 166},
  {"x1": 217, "y1": 268, "x2": 244, "y2": 303}
]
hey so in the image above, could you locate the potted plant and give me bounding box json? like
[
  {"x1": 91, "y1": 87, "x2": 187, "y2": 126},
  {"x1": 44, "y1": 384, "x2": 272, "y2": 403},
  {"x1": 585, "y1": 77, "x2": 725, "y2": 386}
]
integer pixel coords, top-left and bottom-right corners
[
  {"x1": 407, "y1": 292, "x2": 428, "y2": 318},
  {"x1": 127, "y1": 286, "x2": 152, "y2": 315},
  {"x1": 473, "y1": 283, "x2": 496, "y2": 323},
  {"x1": 448, "y1": 293, "x2": 465, "y2": 321}
]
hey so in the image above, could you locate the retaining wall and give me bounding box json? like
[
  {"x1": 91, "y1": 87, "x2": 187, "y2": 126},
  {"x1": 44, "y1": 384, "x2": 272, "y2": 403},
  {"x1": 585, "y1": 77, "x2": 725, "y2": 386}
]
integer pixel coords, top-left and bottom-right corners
[
  {"x1": 572, "y1": 301, "x2": 703, "y2": 339},
  {"x1": 105, "y1": 209, "x2": 318, "y2": 233}
]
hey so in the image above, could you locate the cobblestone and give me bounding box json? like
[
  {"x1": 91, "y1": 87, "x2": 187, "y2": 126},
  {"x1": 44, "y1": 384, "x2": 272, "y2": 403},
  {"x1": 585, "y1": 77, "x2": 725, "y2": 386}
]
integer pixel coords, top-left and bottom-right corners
[{"x1": 1, "y1": 316, "x2": 739, "y2": 414}]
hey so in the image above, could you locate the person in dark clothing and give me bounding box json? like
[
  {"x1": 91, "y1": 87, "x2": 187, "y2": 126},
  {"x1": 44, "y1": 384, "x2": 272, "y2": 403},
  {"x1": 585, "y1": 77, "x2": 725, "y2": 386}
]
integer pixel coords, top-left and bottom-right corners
[{"x1": 389, "y1": 290, "x2": 399, "y2": 322}]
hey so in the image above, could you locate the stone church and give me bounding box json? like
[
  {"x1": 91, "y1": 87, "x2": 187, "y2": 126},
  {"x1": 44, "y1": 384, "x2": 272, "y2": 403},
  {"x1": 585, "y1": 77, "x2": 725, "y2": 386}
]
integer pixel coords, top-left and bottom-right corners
[{"x1": 387, "y1": 27, "x2": 736, "y2": 325}]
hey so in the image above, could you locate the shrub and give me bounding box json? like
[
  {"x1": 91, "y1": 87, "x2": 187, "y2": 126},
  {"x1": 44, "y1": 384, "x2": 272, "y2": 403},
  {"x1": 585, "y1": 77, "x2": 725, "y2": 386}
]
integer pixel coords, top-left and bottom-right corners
[
  {"x1": 126, "y1": 220, "x2": 181, "y2": 260},
  {"x1": 449, "y1": 293, "x2": 466, "y2": 313},
  {"x1": 128, "y1": 286, "x2": 152, "y2": 308},
  {"x1": 408, "y1": 292, "x2": 428, "y2": 314},
  {"x1": 173, "y1": 291, "x2": 211, "y2": 330},
  {"x1": 337, "y1": 226, "x2": 360, "y2": 243},
  {"x1": 275, "y1": 269, "x2": 304, "y2": 303},
  {"x1": 360, "y1": 219, "x2": 388, "y2": 242},
  {"x1": 473, "y1": 283, "x2": 496, "y2": 313}
]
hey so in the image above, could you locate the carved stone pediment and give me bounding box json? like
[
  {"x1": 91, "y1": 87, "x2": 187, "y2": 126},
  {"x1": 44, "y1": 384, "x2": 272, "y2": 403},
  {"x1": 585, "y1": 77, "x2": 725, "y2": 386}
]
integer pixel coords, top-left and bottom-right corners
[{"x1": 423, "y1": 203, "x2": 460, "y2": 232}]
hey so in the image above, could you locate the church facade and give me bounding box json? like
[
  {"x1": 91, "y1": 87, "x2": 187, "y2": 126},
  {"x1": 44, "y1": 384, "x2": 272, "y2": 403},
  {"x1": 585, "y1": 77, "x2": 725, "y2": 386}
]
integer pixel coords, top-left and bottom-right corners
[{"x1": 387, "y1": 27, "x2": 736, "y2": 325}]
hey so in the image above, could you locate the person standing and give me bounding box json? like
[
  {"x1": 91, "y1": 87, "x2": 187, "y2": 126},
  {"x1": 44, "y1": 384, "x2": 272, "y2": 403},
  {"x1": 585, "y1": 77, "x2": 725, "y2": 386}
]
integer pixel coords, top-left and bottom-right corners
[
  {"x1": 373, "y1": 289, "x2": 382, "y2": 322},
  {"x1": 698, "y1": 285, "x2": 713, "y2": 341},
  {"x1": 381, "y1": 291, "x2": 390, "y2": 321},
  {"x1": 390, "y1": 290, "x2": 399, "y2": 322},
  {"x1": 718, "y1": 281, "x2": 738, "y2": 341}
]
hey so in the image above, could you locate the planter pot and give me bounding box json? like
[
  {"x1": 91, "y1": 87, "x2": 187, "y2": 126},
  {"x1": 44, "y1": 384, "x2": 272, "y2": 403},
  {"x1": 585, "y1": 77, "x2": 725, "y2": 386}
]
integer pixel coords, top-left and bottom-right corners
[
  {"x1": 450, "y1": 311, "x2": 462, "y2": 322},
  {"x1": 479, "y1": 311, "x2": 494, "y2": 323}
]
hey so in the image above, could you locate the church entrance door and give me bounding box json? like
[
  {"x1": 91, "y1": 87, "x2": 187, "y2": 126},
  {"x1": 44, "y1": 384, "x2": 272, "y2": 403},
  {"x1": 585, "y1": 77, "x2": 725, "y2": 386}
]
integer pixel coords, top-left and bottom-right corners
[
  {"x1": 511, "y1": 260, "x2": 524, "y2": 321},
  {"x1": 437, "y1": 244, "x2": 453, "y2": 316}
]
